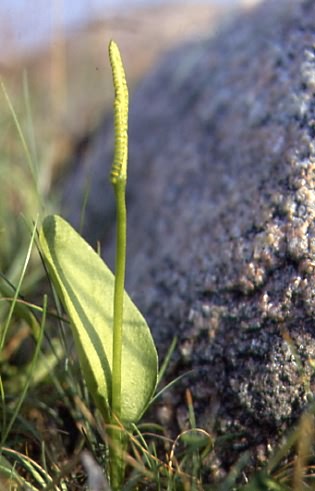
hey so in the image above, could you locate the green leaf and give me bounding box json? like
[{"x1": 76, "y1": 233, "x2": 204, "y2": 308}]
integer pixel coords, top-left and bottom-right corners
[{"x1": 39, "y1": 214, "x2": 158, "y2": 424}]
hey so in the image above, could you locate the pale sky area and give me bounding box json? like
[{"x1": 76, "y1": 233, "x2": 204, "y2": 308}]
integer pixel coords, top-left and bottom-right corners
[{"x1": 0, "y1": 0, "x2": 240, "y2": 56}]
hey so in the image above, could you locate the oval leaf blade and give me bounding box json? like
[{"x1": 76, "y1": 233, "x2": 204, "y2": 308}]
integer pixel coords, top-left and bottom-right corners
[{"x1": 39, "y1": 214, "x2": 158, "y2": 424}]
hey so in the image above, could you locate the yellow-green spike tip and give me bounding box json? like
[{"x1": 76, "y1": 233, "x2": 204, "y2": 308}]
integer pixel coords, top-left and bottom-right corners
[{"x1": 109, "y1": 40, "x2": 129, "y2": 184}]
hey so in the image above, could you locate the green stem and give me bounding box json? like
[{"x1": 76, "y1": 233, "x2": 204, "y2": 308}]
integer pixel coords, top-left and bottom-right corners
[
  {"x1": 108, "y1": 39, "x2": 129, "y2": 491},
  {"x1": 110, "y1": 178, "x2": 127, "y2": 490},
  {"x1": 112, "y1": 179, "x2": 127, "y2": 419}
]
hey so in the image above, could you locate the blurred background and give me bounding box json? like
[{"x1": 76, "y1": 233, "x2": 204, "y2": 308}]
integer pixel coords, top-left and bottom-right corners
[
  {"x1": 0, "y1": 0, "x2": 260, "y2": 144},
  {"x1": 0, "y1": 0, "x2": 261, "y2": 282}
]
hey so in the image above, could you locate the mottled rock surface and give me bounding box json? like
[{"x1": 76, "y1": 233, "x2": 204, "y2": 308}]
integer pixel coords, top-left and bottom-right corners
[{"x1": 64, "y1": 0, "x2": 315, "y2": 471}]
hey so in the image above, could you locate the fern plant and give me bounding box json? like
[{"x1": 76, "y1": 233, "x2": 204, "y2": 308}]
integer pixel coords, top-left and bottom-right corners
[{"x1": 39, "y1": 41, "x2": 158, "y2": 490}]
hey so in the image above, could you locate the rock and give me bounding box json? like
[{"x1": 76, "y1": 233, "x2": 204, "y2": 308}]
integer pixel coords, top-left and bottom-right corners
[{"x1": 63, "y1": 0, "x2": 315, "y2": 471}]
